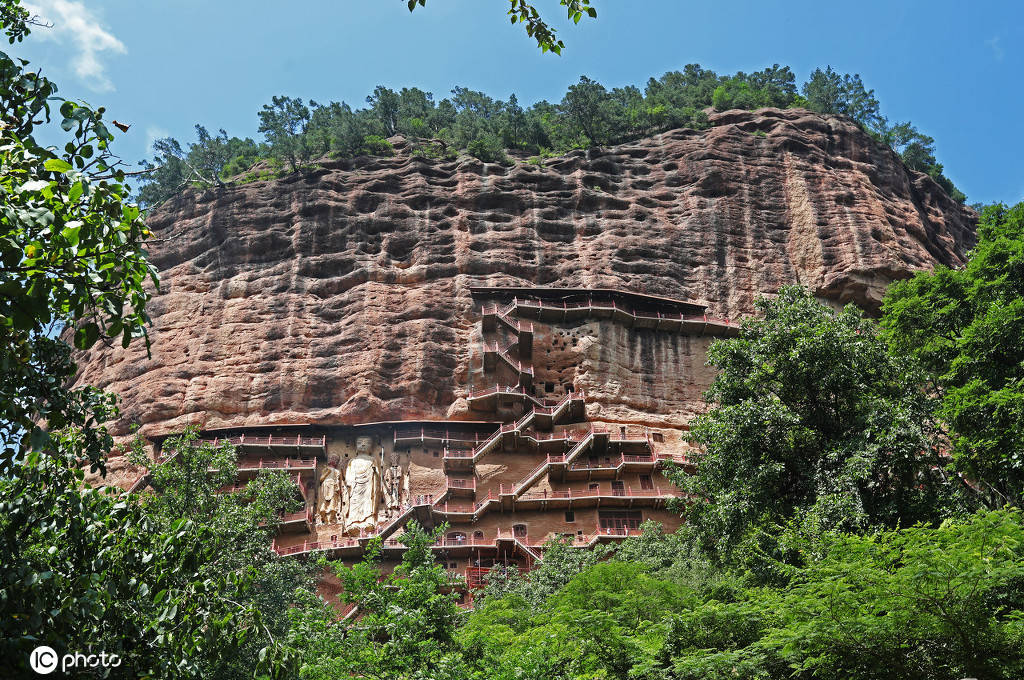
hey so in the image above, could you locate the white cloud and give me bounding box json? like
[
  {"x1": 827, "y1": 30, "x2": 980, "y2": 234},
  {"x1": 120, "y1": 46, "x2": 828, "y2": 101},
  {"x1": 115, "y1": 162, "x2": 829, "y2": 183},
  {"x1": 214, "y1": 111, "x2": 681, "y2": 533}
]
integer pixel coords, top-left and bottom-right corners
[
  {"x1": 145, "y1": 126, "x2": 169, "y2": 156},
  {"x1": 986, "y1": 36, "x2": 1004, "y2": 62},
  {"x1": 24, "y1": 0, "x2": 126, "y2": 92}
]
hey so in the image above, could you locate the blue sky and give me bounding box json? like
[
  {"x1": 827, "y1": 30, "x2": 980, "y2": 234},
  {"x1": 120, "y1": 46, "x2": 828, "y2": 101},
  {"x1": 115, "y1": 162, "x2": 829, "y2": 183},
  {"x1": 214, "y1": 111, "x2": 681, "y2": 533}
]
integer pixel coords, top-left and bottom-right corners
[{"x1": 9, "y1": 0, "x2": 1022, "y2": 204}]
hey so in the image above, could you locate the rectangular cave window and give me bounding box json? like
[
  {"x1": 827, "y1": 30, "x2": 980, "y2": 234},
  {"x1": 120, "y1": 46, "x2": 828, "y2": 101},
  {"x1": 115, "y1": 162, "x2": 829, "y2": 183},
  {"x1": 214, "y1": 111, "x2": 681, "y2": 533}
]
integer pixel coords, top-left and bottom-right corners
[
  {"x1": 611, "y1": 480, "x2": 625, "y2": 496},
  {"x1": 640, "y1": 475, "x2": 654, "y2": 490},
  {"x1": 545, "y1": 382, "x2": 555, "y2": 393},
  {"x1": 652, "y1": 432, "x2": 665, "y2": 443},
  {"x1": 588, "y1": 482, "x2": 600, "y2": 491},
  {"x1": 433, "y1": 450, "x2": 439, "y2": 458},
  {"x1": 565, "y1": 511, "x2": 575, "y2": 523},
  {"x1": 566, "y1": 385, "x2": 574, "y2": 393}
]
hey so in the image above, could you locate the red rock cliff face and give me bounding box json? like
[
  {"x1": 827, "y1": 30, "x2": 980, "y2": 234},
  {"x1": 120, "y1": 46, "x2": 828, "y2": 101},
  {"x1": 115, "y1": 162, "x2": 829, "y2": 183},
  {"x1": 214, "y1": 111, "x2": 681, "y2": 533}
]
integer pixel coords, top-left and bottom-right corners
[{"x1": 72, "y1": 108, "x2": 975, "y2": 438}]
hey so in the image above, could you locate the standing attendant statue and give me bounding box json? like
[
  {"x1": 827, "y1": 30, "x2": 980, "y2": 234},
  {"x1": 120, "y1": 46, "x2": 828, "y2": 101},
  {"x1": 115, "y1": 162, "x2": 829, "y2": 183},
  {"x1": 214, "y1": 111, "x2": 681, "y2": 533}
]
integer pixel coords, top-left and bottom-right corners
[{"x1": 317, "y1": 454, "x2": 343, "y2": 526}]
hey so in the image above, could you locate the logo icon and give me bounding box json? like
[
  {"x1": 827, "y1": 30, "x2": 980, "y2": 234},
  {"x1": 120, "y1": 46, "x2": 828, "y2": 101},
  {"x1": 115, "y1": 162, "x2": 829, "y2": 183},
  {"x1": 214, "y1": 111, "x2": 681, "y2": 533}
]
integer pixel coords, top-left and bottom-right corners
[{"x1": 29, "y1": 646, "x2": 58, "y2": 674}]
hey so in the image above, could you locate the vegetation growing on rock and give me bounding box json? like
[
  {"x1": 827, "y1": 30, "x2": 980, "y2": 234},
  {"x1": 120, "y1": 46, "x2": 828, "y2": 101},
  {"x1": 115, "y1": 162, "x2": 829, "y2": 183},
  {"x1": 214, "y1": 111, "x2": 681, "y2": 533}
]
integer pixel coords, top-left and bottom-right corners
[{"x1": 137, "y1": 64, "x2": 965, "y2": 206}]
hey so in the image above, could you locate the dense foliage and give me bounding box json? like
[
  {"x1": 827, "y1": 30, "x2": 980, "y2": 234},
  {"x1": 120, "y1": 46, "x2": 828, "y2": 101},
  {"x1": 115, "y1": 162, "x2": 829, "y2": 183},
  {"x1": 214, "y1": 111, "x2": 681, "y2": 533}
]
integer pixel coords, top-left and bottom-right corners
[
  {"x1": 882, "y1": 202, "x2": 1024, "y2": 506},
  {"x1": 0, "y1": 3, "x2": 155, "y2": 475},
  {"x1": 4, "y1": 0, "x2": 1017, "y2": 676},
  {"x1": 292, "y1": 523, "x2": 466, "y2": 679},
  {"x1": 667, "y1": 287, "x2": 967, "y2": 570},
  {"x1": 137, "y1": 63, "x2": 964, "y2": 206},
  {"x1": 0, "y1": 5, "x2": 303, "y2": 675}
]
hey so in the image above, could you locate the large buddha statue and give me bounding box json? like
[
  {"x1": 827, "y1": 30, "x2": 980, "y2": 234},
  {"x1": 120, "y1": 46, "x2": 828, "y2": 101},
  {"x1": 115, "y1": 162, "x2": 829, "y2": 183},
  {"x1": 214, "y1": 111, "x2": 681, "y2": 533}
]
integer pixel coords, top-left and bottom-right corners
[{"x1": 343, "y1": 436, "x2": 380, "y2": 533}]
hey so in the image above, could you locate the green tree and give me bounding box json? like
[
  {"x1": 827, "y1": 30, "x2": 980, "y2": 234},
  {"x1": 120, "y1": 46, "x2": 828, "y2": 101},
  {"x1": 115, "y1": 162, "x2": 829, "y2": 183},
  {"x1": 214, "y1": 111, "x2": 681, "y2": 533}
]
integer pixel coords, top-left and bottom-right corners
[
  {"x1": 258, "y1": 95, "x2": 316, "y2": 171},
  {"x1": 127, "y1": 427, "x2": 310, "y2": 679},
  {"x1": 559, "y1": 75, "x2": 613, "y2": 145},
  {"x1": 365, "y1": 85, "x2": 401, "y2": 136},
  {"x1": 644, "y1": 510, "x2": 1024, "y2": 680},
  {"x1": 479, "y1": 534, "x2": 613, "y2": 605},
  {"x1": 879, "y1": 120, "x2": 966, "y2": 202},
  {"x1": 882, "y1": 202, "x2": 1024, "y2": 505},
  {"x1": 462, "y1": 561, "x2": 684, "y2": 680},
  {"x1": 0, "y1": 2, "x2": 155, "y2": 474},
  {"x1": 137, "y1": 126, "x2": 261, "y2": 206},
  {"x1": 324, "y1": 522, "x2": 467, "y2": 679},
  {"x1": 671, "y1": 287, "x2": 961, "y2": 567},
  {"x1": 802, "y1": 66, "x2": 883, "y2": 131},
  {"x1": 712, "y1": 65, "x2": 798, "y2": 111},
  {"x1": 0, "y1": 441, "x2": 280, "y2": 678},
  {"x1": 406, "y1": 0, "x2": 597, "y2": 54}
]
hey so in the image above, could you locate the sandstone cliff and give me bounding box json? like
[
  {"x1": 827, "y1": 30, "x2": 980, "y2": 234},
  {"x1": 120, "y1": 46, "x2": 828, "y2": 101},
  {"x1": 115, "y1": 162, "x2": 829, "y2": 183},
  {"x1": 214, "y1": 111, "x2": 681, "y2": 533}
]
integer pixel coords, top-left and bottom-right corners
[{"x1": 72, "y1": 108, "x2": 976, "y2": 440}]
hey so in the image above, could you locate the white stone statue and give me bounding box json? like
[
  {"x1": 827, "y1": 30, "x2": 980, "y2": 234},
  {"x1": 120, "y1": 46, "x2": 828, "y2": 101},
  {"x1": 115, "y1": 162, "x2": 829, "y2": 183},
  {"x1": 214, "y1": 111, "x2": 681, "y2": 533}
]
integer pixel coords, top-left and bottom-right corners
[
  {"x1": 343, "y1": 436, "x2": 380, "y2": 534},
  {"x1": 317, "y1": 455, "x2": 344, "y2": 526},
  {"x1": 382, "y1": 461, "x2": 402, "y2": 511}
]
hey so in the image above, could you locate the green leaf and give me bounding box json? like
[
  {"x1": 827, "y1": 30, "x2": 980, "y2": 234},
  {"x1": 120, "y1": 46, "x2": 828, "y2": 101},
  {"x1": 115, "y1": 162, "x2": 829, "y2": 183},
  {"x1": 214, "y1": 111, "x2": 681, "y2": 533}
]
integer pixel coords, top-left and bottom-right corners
[
  {"x1": 61, "y1": 224, "x2": 82, "y2": 247},
  {"x1": 74, "y1": 322, "x2": 100, "y2": 349},
  {"x1": 44, "y1": 158, "x2": 73, "y2": 173}
]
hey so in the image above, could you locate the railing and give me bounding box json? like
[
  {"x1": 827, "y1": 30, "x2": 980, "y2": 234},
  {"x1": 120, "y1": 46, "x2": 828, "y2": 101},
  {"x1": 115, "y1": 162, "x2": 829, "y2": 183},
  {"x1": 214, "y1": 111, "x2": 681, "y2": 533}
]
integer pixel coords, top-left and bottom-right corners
[
  {"x1": 510, "y1": 454, "x2": 565, "y2": 496},
  {"x1": 277, "y1": 508, "x2": 310, "y2": 524},
  {"x1": 505, "y1": 296, "x2": 740, "y2": 332},
  {"x1": 446, "y1": 477, "x2": 476, "y2": 491},
  {"x1": 474, "y1": 490, "x2": 498, "y2": 511},
  {"x1": 567, "y1": 453, "x2": 656, "y2": 471},
  {"x1": 273, "y1": 536, "x2": 362, "y2": 556},
  {"x1": 205, "y1": 434, "x2": 326, "y2": 449},
  {"x1": 656, "y1": 452, "x2": 696, "y2": 467},
  {"x1": 237, "y1": 457, "x2": 317, "y2": 471},
  {"x1": 483, "y1": 340, "x2": 534, "y2": 378},
  {"x1": 433, "y1": 501, "x2": 476, "y2": 514},
  {"x1": 467, "y1": 384, "x2": 546, "y2": 405},
  {"x1": 393, "y1": 426, "x2": 491, "y2": 445},
  {"x1": 517, "y1": 485, "x2": 672, "y2": 502},
  {"x1": 586, "y1": 525, "x2": 644, "y2": 541},
  {"x1": 217, "y1": 481, "x2": 249, "y2": 494}
]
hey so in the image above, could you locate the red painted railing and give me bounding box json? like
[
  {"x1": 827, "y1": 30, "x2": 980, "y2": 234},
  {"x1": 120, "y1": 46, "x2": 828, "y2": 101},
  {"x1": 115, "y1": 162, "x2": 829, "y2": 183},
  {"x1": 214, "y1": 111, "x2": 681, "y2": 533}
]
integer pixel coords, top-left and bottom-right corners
[
  {"x1": 205, "y1": 434, "x2": 326, "y2": 449},
  {"x1": 237, "y1": 456, "x2": 317, "y2": 471},
  {"x1": 446, "y1": 477, "x2": 476, "y2": 491},
  {"x1": 517, "y1": 485, "x2": 671, "y2": 502}
]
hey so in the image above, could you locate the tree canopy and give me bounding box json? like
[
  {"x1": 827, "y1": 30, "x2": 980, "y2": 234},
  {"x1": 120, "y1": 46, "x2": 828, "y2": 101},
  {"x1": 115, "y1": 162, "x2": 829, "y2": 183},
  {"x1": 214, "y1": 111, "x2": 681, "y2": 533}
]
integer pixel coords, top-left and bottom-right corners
[
  {"x1": 882, "y1": 202, "x2": 1024, "y2": 506},
  {"x1": 667, "y1": 287, "x2": 966, "y2": 570},
  {"x1": 136, "y1": 64, "x2": 964, "y2": 207}
]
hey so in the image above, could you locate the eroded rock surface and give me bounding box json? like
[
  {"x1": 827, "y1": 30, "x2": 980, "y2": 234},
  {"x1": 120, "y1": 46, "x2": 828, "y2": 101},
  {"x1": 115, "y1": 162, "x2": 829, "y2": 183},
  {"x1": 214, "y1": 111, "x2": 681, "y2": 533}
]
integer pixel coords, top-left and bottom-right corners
[{"x1": 72, "y1": 108, "x2": 976, "y2": 438}]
